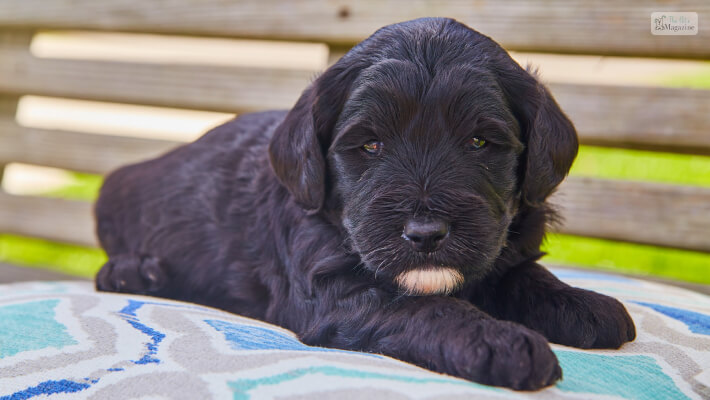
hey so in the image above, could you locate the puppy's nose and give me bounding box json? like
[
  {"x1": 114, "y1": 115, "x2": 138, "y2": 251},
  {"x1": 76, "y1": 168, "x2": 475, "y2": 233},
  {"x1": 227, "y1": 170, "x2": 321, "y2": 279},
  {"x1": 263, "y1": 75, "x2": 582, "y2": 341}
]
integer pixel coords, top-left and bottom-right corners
[{"x1": 403, "y1": 218, "x2": 449, "y2": 252}]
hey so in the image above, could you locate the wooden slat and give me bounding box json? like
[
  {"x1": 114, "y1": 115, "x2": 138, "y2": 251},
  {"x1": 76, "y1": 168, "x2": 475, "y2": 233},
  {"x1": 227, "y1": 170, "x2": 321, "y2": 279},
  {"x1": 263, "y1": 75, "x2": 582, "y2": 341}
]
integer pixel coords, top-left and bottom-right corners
[
  {"x1": 0, "y1": 96, "x2": 21, "y2": 183},
  {"x1": 0, "y1": 263, "x2": 90, "y2": 283},
  {"x1": 0, "y1": 1, "x2": 708, "y2": 58},
  {"x1": 0, "y1": 45, "x2": 313, "y2": 113},
  {"x1": 2, "y1": 178, "x2": 708, "y2": 252},
  {"x1": 551, "y1": 84, "x2": 710, "y2": 155},
  {"x1": 552, "y1": 178, "x2": 710, "y2": 252},
  {"x1": 0, "y1": 117, "x2": 181, "y2": 175},
  {"x1": 0, "y1": 30, "x2": 33, "y2": 47},
  {"x1": 0, "y1": 191, "x2": 96, "y2": 247},
  {"x1": 0, "y1": 28, "x2": 32, "y2": 184},
  {"x1": 1, "y1": 43, "x2": 709, "y2": 154},
  {"x1": 0, "y1": 96, "x2": 21, "y2": 114}
]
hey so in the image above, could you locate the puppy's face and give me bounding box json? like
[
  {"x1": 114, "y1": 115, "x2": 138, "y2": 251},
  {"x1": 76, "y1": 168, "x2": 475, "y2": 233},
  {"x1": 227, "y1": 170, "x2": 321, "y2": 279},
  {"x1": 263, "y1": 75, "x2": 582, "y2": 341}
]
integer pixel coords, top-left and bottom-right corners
[
  {"x1": 269, "y1": 18, "x2": 578, "y2": 296},
  {"x1": 329, "y1": 61, "x2": 523, "y2": 294}
]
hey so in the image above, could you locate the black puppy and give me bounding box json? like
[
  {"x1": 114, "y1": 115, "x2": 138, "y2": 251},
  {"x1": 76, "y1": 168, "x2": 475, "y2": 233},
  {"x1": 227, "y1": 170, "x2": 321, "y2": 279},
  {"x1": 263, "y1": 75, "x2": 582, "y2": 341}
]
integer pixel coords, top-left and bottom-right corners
[{"x1": 95, "y1": 18, "x2": 635, "y2": 390}]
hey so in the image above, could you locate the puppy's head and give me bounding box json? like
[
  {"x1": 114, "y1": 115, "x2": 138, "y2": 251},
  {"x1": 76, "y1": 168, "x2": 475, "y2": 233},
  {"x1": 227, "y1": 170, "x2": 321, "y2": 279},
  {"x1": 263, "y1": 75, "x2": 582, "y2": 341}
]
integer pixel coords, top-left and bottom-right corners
[{"x1": 269, "y1": 18, "x2": 578, "y2": 295}]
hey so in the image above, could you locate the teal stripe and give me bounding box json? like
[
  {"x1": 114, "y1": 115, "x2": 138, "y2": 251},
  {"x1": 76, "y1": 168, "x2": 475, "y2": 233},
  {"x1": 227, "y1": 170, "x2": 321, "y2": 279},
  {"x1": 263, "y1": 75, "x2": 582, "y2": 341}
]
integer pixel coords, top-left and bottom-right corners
[
  {"x1": 554, "y1": 350, "x2": 690, "y2": 400},
  {"x1": 228, "y1": 365, "x2": 497, "y2": 399},
  {"x1": 0, "y1": 299, "x2": 77, "y2": 358}
]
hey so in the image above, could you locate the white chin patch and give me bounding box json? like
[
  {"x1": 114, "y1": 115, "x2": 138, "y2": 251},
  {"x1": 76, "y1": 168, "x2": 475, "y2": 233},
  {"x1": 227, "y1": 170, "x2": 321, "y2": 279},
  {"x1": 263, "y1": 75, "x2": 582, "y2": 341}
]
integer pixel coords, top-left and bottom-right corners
[{"x1": 394, "y1": 267, "x2": 464, "y2": 296}]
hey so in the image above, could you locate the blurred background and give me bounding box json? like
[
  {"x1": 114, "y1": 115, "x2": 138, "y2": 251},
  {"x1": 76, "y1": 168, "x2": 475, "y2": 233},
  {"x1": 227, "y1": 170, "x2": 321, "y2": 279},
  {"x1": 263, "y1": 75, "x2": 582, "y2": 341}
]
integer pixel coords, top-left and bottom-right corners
[{"x1": 0, "y1": 1, "x2": 708, "y2": 291}]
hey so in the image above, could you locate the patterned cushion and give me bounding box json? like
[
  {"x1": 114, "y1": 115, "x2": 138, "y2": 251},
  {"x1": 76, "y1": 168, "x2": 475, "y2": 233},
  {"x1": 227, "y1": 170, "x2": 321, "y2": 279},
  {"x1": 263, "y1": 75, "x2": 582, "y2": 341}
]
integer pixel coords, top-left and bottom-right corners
[{"x1": 1, "y1": 268, "x2": 709, "y2": 399}]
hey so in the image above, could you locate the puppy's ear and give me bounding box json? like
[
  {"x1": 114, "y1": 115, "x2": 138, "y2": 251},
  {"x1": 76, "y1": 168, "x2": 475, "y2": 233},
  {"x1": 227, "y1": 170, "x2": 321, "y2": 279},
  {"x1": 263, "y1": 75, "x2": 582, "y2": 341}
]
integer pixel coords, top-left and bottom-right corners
[
  {"x1": 269, "y1": 61, "x2": 366, "y2": 213},
  {"x1": 521, "y1": 83, "x2": 579, "y2": 205},
  {"x1": 502, "y1": 69, "x2": 579, "y2": 206},
  {"x1": 269, "y1": 88, "x2": 324, "y2": 213}
]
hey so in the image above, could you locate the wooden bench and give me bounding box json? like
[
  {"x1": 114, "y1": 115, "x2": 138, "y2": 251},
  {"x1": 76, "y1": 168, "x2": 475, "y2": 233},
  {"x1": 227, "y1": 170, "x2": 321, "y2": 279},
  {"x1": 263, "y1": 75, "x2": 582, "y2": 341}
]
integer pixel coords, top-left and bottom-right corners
[{"x1": 0, "y1": 2, "x2": 708, "y2": 274}]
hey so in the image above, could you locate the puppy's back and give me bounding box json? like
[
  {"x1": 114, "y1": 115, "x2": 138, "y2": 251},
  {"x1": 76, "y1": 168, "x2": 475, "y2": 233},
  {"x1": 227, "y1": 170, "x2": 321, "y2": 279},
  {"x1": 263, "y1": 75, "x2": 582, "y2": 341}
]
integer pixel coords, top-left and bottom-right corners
[{"x1": 95, "y1": 110, "x2": 285, "y2": 259}]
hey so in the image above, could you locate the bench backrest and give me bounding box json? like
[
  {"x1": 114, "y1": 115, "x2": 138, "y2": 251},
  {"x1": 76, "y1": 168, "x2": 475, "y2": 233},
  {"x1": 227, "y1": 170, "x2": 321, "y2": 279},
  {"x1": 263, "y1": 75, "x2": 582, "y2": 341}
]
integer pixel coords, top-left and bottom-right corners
[{"x1": 0, "y1": 1, "x2": 709, "y2": 255}]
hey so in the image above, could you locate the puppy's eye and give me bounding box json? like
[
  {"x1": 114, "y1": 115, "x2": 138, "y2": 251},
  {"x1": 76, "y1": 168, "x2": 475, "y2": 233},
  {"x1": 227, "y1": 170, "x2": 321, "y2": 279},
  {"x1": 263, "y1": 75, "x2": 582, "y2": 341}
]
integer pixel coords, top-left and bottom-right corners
[
  {"x1": 466, "y1": 137, "x2": 487, "y2": 150},
  {"x1": 362, "y1": 140, "x2": 383, "y2": 155}
]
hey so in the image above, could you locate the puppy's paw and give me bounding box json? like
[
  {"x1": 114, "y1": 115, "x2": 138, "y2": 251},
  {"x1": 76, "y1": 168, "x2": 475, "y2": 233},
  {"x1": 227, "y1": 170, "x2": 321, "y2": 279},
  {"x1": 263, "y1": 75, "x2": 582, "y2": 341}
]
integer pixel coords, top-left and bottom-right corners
[
  {"x1": 96, "y1": 254, "x2": 167, "y2": 294},
  {"x1": 543, "y1": 289, "x2": 636, "y2": 349},
  {"x1": 463, "y1": 321, "x2": 561, "y2": 390}
]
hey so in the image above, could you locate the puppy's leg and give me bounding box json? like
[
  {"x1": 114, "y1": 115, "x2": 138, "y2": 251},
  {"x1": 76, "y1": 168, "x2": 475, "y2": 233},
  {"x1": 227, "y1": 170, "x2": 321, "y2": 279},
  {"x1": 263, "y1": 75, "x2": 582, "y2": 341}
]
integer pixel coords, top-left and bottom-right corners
[
  {"x1": 479, "y1": 262, "x2": 636, "y2": 349},
  {"x1": 296, "y1": 288, "x2": 561, "y2": 390},
  {"x1": 96, "y1": 254, "x2": 168, "y2": 295}
]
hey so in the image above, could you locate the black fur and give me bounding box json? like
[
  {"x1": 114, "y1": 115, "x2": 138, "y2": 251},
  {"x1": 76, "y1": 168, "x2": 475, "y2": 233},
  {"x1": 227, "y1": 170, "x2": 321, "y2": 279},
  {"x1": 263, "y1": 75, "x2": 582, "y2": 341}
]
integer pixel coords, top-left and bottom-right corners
[{"x1": 95, "y1": 18, "x2": 635, "y2": 390}]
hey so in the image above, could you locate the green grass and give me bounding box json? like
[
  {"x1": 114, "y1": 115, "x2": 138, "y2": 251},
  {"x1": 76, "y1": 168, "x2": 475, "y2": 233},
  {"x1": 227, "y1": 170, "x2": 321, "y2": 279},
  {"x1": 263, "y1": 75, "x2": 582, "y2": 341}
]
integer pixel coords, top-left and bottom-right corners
[
  {"x1": 570, "y1": 146, "x2": 710, "y2": 188},
  {"x1": 542, "y1": 234, "x2": 710, "y2": 285},
  {"x1": 0, "y1": 234, "x2": 106, "y2": 278},
  {"x1": 657, "y1": 64, "x2": 710, "y2": 89},
  {"x1": 44, "y1": 172, "x2": 103, "y2": 200},
  {"x1": 0, "y1": 172, "x2": 106, "y2": 277}
]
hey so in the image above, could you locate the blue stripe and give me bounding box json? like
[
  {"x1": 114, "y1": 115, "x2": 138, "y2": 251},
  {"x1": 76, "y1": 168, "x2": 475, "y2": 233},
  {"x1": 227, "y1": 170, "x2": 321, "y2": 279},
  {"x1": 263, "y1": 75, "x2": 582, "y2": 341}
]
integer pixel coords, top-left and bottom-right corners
[
  {"x1": 117, "y1": 300, "x2": 165, "y2": 364},
  {"x1": 634, "y1": 301, "x2": 710, "y2": 335},
  {"x1": 1, "y1": 380, "x2": 89, "y2": 400}
]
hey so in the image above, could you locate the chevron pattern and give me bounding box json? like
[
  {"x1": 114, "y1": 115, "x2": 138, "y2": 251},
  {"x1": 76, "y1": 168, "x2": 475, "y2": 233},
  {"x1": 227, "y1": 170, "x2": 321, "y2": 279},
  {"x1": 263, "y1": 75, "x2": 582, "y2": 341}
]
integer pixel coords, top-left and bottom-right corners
[{"x1": 1, "y1": 269, "x2": 708, "y2": 399}]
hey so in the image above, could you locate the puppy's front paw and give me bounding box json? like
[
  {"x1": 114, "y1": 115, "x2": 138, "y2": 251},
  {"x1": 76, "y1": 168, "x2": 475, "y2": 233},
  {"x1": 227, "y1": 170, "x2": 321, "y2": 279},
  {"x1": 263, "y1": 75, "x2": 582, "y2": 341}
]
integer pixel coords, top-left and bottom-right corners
[
  {"x1": 96, "y1": 254, "x2": 167, "y2": 294},
  {"x1": 544, "y1": 289, "x2": 636, "y2": 349},
  {"x1": 463, "y1": 321, "x2": 561, "y2": 390}
]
